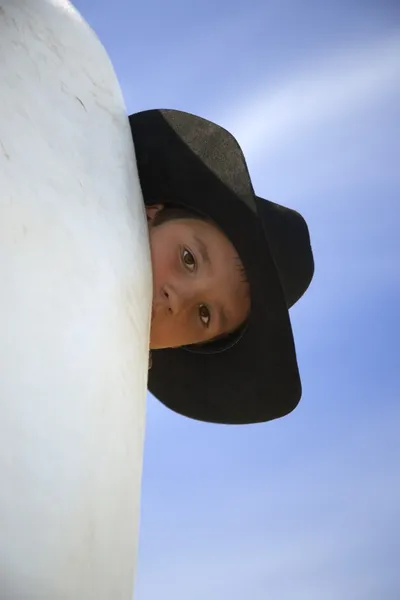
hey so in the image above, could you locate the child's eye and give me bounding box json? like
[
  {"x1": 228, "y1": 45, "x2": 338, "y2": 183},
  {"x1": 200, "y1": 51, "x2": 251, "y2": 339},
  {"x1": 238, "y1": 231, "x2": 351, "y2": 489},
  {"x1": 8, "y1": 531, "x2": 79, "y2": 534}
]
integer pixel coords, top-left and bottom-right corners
[
  {"x1": 182, "y1": 248, "x2": 196, "y2": 271},
  {"x1": 199, "y1": 304, "x2": 211, "y2": 328}
]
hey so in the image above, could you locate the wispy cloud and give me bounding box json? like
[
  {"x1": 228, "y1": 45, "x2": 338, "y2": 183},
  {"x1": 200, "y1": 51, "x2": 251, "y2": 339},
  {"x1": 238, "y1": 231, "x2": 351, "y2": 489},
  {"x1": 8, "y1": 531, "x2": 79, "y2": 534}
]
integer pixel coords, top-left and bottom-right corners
[
  {"x1": 222, "y1": 34, "x2": 400, "y2": 159},
  {"x1": 137, "y1": 30, "x2": 400, "y2": 600},
  {"x1": 136, "y1": 403, "x2": 400, "y2": 600}
]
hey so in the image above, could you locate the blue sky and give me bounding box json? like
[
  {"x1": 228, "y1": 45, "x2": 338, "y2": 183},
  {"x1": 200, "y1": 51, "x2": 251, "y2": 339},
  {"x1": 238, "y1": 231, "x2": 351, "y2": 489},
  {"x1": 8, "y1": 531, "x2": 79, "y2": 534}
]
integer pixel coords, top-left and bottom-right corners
[{"x1": 75, "y1": 1, "x2": 400, "y2": 598}]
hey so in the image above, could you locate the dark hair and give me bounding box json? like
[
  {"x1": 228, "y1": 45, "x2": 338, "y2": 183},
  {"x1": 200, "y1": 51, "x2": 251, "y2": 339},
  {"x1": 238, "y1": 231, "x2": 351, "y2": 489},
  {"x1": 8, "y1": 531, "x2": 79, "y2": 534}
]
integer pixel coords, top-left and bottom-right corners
[{"x1": 150, "y1": 203, "x2": 209, "y2": 227}]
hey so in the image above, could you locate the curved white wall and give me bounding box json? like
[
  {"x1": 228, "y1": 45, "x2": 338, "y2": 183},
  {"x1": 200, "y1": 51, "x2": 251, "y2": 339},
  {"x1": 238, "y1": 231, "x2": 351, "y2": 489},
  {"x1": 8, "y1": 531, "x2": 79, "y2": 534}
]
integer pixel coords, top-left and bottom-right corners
[{"x1": 0, "y1": 1, "x2": 152, "y2": 598}]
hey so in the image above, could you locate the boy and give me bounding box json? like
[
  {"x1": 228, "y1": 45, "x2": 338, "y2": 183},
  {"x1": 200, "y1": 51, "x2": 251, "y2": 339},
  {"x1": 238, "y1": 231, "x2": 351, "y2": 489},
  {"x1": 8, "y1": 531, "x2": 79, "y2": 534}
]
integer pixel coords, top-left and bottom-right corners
[{"x1": 129, "y1": 109, "x2": 314, "y2": 426}]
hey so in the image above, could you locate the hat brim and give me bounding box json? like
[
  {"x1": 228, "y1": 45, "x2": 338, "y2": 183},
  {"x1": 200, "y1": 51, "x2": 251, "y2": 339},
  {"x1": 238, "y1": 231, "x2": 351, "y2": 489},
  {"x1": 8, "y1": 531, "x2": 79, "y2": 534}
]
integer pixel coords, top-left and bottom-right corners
[{"x1": 129, "y1": 109, "x2": 301, "y2": 425}]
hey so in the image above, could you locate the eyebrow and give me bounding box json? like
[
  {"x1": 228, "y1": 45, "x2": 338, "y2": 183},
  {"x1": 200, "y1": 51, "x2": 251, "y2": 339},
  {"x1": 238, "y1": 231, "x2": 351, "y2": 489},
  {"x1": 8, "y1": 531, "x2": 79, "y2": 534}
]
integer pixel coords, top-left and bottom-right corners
[
  {"x1": 217, "y1": 305, "x2": 229, "y2": 330},
  {"x1": 193, "y1": 235, "x2": 211, "y2": 267}
]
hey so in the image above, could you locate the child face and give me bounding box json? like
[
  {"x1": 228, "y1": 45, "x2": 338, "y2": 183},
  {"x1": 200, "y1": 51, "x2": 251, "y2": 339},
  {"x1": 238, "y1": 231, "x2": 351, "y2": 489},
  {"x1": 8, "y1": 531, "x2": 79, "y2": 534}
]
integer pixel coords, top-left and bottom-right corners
[{"x1": 147, "y1": 205, "x2": 250, "y2": 349}]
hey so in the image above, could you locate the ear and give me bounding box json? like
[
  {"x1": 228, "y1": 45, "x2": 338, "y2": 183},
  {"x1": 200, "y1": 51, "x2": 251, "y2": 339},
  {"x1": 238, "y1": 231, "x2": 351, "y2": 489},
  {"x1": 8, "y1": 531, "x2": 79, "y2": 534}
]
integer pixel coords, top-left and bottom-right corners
[{"x1": 145, "y1": 204, "x2": 164, "y2": 222}]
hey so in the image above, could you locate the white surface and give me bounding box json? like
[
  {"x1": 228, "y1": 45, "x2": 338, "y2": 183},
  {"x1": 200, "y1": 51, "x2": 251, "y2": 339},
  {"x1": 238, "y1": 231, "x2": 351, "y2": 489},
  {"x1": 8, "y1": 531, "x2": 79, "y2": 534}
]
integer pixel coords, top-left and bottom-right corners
[{"x1": 0, "y1": 1, "x2": 152, "y2": 598}]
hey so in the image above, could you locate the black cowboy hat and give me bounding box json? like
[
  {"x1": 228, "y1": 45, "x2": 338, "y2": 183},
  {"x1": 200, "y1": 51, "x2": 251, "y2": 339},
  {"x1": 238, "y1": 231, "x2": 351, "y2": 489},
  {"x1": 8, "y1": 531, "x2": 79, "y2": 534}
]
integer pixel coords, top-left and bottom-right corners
[{"x1": 129, "y1": 109, "x2": 314, "y2": 425}]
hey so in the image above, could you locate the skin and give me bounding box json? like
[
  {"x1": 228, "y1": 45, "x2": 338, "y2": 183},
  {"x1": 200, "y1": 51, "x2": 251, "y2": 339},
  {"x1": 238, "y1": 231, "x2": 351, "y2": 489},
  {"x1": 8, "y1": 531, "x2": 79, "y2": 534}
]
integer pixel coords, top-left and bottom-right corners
[{"x1": 146, "y1": 204, "x2": 250, "y2": 349}]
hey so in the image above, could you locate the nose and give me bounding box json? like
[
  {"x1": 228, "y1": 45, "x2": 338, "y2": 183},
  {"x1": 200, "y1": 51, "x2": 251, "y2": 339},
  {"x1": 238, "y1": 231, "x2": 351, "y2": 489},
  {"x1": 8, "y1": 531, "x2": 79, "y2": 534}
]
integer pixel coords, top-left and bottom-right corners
[{"x1": 162, "y1": 284, "x2": 188, "y2": 316}]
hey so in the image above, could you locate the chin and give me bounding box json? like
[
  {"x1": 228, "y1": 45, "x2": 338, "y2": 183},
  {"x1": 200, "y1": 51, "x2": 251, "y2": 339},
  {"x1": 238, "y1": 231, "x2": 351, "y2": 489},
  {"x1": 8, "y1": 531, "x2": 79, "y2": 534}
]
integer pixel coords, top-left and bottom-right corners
[
  {"x1": 149, "y1": 323, "x2": 190, "y2": 350},
  {"x1": 149, "y1": 333, "x2": 166, "y2": 350},
  {"x1": 149, "y1": 335, "x2": 183, "y2": 351}
]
